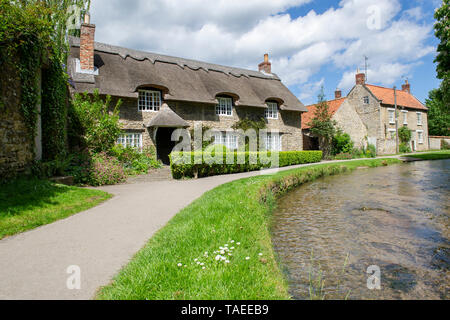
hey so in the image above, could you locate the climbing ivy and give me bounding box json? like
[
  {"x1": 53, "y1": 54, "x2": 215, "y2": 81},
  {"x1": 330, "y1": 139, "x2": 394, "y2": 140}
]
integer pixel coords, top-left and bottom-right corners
[
  {"x1": 41, "y1": 58, "x2": 69, "y2": 160},
  {"x1": 0, "y1": 0, "x2": 89, "y2": 160},
  {"x1": 0, "y1": 1, "x2": 53, "y2": 144}
]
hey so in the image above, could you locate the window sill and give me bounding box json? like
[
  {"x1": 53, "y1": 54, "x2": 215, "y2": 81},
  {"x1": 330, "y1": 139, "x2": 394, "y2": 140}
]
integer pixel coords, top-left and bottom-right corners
[{"x1": 138, "y1": 110, "x2": 160, "y2": 113}]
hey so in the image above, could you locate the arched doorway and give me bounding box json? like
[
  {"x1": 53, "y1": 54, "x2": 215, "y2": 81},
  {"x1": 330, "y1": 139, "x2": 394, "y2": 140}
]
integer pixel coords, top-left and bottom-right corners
[{"x1": 156, "y1": 127, "x2": 176, "y2": 165}]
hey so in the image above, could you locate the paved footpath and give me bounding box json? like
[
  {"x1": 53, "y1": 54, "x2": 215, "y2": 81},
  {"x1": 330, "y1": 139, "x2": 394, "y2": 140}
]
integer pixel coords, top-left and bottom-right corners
[{"x1": 0, "y1": 155, "x2": 415, "y2": 300}]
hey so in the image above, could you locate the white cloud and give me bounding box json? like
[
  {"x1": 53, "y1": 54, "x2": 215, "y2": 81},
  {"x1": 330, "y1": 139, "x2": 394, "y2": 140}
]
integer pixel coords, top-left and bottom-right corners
[
  {"x1": 90, "y1": 0, "x2": 434, "y2": 103},
  {"x1": 338, "y1": 63, "x2": 418, "y2": 90}
]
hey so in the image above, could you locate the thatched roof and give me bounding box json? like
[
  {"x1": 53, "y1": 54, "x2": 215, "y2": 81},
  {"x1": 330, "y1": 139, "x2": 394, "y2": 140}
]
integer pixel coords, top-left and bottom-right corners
[
  {"x1": 68, "y1": 37, "x2": 306, "y2": 112},
  {"x1": 146, "y1": 104, "x2": 189, "y2": 128}
]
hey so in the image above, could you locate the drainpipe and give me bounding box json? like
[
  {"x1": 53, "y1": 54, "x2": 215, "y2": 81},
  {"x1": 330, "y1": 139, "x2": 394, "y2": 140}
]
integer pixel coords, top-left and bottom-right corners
[{"x1": 394, "y1": 86, "x2": 399, "y2": 154}]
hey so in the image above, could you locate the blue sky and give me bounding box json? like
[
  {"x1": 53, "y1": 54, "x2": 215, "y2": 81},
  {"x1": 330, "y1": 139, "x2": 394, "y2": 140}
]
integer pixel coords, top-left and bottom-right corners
[
  {"x1": 91, "y1": 0, "x2": 442, "y2": 105},
  {"x1": 286, "y1": 0, "x2": 441, "y2": 104}
]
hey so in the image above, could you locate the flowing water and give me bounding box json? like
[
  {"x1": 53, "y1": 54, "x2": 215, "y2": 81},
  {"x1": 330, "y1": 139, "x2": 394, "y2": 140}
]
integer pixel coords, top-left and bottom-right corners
[{"x1": 272, "y1": 160, "x2": 449, "y2": 300}]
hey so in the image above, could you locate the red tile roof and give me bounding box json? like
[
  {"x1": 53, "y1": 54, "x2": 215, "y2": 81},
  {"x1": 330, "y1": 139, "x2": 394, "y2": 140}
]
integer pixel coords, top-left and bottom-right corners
[
  {"x1": 302, "y1": 98, "x2": 346, "y2": 129},
  {"x1": 365, "y1": 84, "x2": 427, "y2": 111}
]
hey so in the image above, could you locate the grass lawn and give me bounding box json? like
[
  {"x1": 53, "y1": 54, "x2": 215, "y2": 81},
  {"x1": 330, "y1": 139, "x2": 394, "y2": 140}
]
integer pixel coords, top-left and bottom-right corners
[
  {"x1": 0, "y1": 178, "x2": 112, "y2": 239},
  {"x1": 404, "y1": 150, "x2": 450, "y2": 161},
  {"x1": 97, "y1": 158, "x2": 401, "y2": 300}
]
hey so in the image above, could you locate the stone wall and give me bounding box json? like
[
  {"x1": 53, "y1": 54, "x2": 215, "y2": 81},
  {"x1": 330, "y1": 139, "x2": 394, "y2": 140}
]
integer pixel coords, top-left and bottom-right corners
[
  {"x1": 379, "y1": 105, "x2": 429, "y2": 153},
  {"x1": 115, "y1": 97, "x2": 303, "y2": 151},
  {"x1": 430, "y1": 136, "x2": 450, "y2": 150},
  {"x1": 333, "y1": 99, "x2": 368, "y2": 149},
  {"x1": 0, "y1": 62, "x2": 34, "y2": 180},
  {"x1": 344, "y1": 85, "x2": 381, "y2": 151}
]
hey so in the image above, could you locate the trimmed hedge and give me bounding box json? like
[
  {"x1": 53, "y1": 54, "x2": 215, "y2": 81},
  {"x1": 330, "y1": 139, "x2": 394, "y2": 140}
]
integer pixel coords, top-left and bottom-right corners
[{"x1": 170, "y1": 151, "x2": 323, "y2": 179}]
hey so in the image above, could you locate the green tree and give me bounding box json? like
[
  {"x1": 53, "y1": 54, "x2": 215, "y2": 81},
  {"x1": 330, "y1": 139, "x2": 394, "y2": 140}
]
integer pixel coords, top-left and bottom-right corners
[
  {"x1": 426, "y1": 89, "x2": 450, "y2": 136},
  {"x1": 71, "y1": 89, "x2": 122, "y2": 153},
  {"x1": 434, "y1": 0, "x2": 449, "y2": 82},
  {"x1": 14, "y1": 0, "x2": 91, "y2": 62},
  {"x1": 427, "y1": 0, "x2": 450, "y2": 135},
  {"x1": 308, "y1": 87, "x2": 337, "y2": 157}
]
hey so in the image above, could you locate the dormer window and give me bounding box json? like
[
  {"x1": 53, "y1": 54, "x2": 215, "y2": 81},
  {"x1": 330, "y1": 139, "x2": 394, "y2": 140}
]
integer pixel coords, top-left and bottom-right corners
[
  {"x1": 138, "y1": 89, "x2": 161, "y2": 112},
  {"x1": 216, "y1": 97, "x2": 233, "y2": 116},
  {"x1": 265, "y1": 102, "x2": 278, "y2": 119}
]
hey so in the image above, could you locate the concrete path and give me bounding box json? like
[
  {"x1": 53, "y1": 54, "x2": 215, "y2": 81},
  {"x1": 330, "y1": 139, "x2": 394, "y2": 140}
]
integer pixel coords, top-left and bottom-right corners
[{"x1": 0, "y1": 154, "x2": 425, "y2": 300}]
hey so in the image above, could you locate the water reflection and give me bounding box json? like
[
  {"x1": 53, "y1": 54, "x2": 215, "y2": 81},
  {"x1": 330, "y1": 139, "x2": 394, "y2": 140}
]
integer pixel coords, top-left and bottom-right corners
[{"x1": 272, "y1": 160, "x2": 449, "y2": 300}]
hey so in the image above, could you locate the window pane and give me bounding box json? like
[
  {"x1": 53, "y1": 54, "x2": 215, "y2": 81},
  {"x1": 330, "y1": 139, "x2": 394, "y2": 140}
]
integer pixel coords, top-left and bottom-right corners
[
  {"x1": 139, "y1": 90, "x2": 161, "y2": 111},
  {"x1": 217, "y1": 98, "x2": 232, "y2": 116}
]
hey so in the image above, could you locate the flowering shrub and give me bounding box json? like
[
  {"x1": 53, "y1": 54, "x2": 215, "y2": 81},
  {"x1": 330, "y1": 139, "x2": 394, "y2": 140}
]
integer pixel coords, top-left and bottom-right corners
[
  {"x1": 67, "y1": 151, "x2": 126, "y2": 186},
  {"x1": 88, "y1": 152, "x2": 126, "y2": 186}
]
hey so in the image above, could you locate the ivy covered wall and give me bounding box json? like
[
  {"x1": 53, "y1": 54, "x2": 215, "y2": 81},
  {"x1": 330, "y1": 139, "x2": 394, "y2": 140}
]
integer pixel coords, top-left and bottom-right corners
[{"x1": 0, "y1": 1, "x2": 71, "y2": 180}]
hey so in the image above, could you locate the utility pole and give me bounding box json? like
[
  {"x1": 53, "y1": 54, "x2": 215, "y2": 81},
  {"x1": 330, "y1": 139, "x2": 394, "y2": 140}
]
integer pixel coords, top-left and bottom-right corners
[{"x1": 394, "y1": 86, "x2": 399, "y2": 154}]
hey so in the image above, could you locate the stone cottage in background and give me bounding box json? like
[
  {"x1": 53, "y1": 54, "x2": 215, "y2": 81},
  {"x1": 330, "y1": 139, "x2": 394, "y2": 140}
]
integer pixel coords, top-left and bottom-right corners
[
  {"x1": 302, "y1": 72, "x2": 429, "y2": 154},
  {"x1": 68, "y1": 16, "x2": 307, "y2": 164}
]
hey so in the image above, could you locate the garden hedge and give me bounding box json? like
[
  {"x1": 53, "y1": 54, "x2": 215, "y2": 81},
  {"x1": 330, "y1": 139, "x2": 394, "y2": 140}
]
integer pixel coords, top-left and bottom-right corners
[{"x1": 170, "y1": 151, "x2": 323, "y2": 179}]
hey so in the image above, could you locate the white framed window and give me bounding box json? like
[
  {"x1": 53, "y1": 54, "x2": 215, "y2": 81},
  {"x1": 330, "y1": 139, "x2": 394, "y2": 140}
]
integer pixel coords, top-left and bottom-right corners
[
  {"x1": 363, "y1": 96, "x2": 370, "y2": 104},
  {"x1": 138, "y1": 89, "x2": 161, "y2": 112},
  {"x1": 417, "y1": 112, "x2": 423, "y2": 126},
  {"x1": 402, "y1": 110, "x2": 408, "y2": 125},
  {"x1": 216, "y1": 97, "x2": 233, "y2": 116},
  {"x1": 388, "y1": 129, "x2": 396, "y2": 139},
  {"x1": 388, "y1": 109, "x2": 395, "y2": 124},
  {"x1": 265, "y1": 102, "x2": 278, "y2": 119},
  {"x1": 417, "y1": 130, "x2": 424, "y2": 144},
  {"x1": 117, "y1": 133, "x2": 143, "y2": 149},
  {"x1": 213, "y1": 132, "x2": 238, "y2": 150},
  {"x1": 265, "y1": 133, "x2": 282, "y2": 151}
]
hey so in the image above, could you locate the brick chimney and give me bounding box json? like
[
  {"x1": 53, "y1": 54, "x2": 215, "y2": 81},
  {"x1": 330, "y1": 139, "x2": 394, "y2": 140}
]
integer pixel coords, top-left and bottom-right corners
[
  {"x1": 402, "y1": 79, "x2": 411, "y2": 94},
  {"x1": 258, "y1": 53, "x2": 272, "y2": 74},
  {"x1": 356, "y1": 70, "x2": 365, "y2": 85},
  {"x1": 335, "y1": 89, "x2": 342, "y2": 99},
  {"x1": 80, "y1": 12, "x2": 95, "y2": 71}
]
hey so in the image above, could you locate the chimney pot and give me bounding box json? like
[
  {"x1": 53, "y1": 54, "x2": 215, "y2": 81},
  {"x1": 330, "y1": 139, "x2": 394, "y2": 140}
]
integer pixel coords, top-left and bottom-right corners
[
  {"x1": 402, "y1": 79, "x2": 411, "y2": 94},
  {"x1": 84, "y1": 12, "x2": 90, "y2": 24},
  {"x1": 335, "y1": 89, "x2": 342, "y2": 99},
  {"x1": 259, "y1": 53, "x2": 272, "y2": 74},
  {"x1": 80, "y1": 15, "x2": 96, "y2": 71}
]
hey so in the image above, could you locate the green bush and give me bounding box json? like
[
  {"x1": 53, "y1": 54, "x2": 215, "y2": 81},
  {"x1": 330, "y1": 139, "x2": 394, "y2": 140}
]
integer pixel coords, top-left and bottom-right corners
[
  {"x1": 441, "y1": 140, "x2": 450, "y2": 150},
  {"x1": 400, "y1": 143, "x2": 412, "y2": 153},
  {"x1": 365, "y1": 144, "x2": 377, "y2": 158},
  {"x1": 398, "y1": 127, "x2": 412, "y2": 144},
  {"x1": 31, "y1": 155, "x2": 74, "y2": 178},
  {"x1": 332, "y1": 133, "x2": 354, "y2": 155},
  {"x1": 110, "y1": 145, "x2": 162, "y2": 175},
  {"x1": 70, "y1": 89, "x2": 122, "y2": 153},
  {"x1": 170, "y1": 151, "x2": 323, "y2": 179}
]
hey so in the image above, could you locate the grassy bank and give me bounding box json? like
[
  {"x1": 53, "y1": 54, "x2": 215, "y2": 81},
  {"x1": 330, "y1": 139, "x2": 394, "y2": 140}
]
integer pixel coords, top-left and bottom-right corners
[
  {"x1": 0, "y1": 178, "x2": 112, "y2": 239},
  {"x1": 97, "y1": 158, "x2": 401, "y2": 300},
  {"x1": 404, "y1": 150, "x2": 450, "y2": 161}
]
